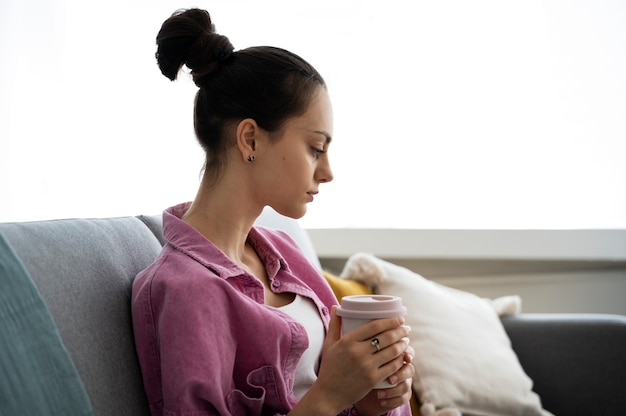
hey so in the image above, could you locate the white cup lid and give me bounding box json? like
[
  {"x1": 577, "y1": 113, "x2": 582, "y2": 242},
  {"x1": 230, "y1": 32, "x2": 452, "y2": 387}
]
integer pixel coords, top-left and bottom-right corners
[{"x1": 336, "y1": 295, "x2": 407, "y2": 319}]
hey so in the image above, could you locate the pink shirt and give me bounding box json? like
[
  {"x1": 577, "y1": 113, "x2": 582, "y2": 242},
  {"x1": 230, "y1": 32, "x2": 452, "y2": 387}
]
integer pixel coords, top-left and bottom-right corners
[{"x1": 132, "y1": 203, "x2": 410, "y2": 416}]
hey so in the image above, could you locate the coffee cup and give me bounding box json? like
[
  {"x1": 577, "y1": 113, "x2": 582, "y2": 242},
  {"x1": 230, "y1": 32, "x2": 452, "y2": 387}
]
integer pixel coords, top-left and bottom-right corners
[{"x1": 336, "y1": 295, "x2": 407, "y2": 388}]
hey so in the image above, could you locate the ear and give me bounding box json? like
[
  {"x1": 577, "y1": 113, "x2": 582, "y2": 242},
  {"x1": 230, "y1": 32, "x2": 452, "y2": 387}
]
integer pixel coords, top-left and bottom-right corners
[{"x1": 235, "y1": 118, "x2": 259, "y2": 163}]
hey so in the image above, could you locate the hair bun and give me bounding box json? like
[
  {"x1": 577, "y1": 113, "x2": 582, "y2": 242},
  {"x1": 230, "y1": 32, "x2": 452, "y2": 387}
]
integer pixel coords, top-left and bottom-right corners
[{"x1": 156, "y1": 8, "x2": 234, "y2": 86}]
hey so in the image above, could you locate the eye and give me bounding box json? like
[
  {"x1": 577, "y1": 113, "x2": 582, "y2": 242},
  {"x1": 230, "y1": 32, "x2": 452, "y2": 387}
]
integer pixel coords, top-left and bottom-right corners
[{"x1": 311, "y1": 147, "x2": 326, "y2": 159}]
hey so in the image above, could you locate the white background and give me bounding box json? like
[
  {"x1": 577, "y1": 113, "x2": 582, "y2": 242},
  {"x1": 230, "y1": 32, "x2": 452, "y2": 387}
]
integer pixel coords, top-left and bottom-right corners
[{"x1": 1, "y1": 0, "x2": 625, "y2": 229}]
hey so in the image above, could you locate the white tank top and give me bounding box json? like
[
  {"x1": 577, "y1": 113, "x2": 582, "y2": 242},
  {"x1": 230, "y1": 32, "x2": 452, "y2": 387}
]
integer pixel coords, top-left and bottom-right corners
[{"x1": 279, "y1": 294, "x2": 325, "y2": 399}]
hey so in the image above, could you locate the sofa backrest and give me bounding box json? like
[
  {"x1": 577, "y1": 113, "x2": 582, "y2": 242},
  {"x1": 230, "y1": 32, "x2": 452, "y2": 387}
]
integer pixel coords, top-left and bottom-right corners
[
  {"x1": 0, "y1": 209, "x2": 320, "y2": 416},
  {"x1": 0, "y1": 217, "x2": 163, "y2": 416}
]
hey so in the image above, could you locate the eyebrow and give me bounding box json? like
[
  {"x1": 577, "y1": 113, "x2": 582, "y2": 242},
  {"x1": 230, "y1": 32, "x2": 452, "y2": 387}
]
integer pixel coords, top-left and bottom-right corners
[{"x1": 312, "y1": 130, "x2": 332, "y2": 144}]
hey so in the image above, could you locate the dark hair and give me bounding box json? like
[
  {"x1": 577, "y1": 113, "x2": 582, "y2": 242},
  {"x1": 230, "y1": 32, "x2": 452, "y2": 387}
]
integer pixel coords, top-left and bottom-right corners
[{"x1": 155, "y1": 8, "x2": 326, "y2": 178}]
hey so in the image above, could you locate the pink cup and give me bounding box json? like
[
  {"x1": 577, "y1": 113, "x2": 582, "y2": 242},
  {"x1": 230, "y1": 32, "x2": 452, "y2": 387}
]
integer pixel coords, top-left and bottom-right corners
[{"x1": 337, "y1": 295, "x2": 407, "y2": 388}]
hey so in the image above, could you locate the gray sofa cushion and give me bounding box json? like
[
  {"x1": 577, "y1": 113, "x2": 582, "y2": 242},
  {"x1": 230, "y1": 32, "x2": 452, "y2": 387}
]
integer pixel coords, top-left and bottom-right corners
[
  {"x1": 0, "y1": 217, "x2": 162, "y2": 416},
  {"x1": 503, "y1": 313, "x2": 626, "y2": 415},
  {"x1": 0, "y1": 234, "x2": 92, "y2": 415}
]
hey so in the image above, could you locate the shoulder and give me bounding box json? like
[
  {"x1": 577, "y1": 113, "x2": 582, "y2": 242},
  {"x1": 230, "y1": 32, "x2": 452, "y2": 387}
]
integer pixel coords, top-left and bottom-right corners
[{"x1": 132, "y1": 246, "x2": 233, "y2": 309}]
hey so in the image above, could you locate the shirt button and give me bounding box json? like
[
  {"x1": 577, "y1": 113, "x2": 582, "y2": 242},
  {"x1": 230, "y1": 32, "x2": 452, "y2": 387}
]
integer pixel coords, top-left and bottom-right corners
[
  {"x1": 322, "y1": 306, "x2": 329, "y2": 316},
  {"x1": 271, "y1": 280, "x2": 281, "y2": 289}
]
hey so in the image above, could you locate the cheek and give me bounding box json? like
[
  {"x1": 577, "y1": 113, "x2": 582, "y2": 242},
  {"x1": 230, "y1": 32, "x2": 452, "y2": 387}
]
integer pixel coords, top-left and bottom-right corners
[
  {"x1": 278, "y1": 153, "x2": 304, "y2": 171},
  {"x1": 270, "y1": 147, "x2": 312, "y2": 178}
]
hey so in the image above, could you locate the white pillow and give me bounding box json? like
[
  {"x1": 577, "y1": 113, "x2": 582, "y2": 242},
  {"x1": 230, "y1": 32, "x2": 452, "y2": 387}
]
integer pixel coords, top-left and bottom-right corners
[{"x1": 340, "y1": 253, "x2": 553, "y2": 416}]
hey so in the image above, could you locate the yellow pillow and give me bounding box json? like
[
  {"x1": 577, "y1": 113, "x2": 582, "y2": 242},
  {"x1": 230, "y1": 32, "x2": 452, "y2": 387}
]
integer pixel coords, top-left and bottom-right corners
[
  {"x1": 322, "y1": 270, "x2": 422, "y2": 415},
  {"x1": 322, "y1": 270, "x2": 372, "y2": 300}
]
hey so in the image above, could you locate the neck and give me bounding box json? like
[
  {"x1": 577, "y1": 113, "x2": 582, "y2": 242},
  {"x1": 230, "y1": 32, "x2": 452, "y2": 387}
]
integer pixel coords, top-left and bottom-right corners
[{"x1": 182, "y1": 174, "x2": 263, "y2": 263}]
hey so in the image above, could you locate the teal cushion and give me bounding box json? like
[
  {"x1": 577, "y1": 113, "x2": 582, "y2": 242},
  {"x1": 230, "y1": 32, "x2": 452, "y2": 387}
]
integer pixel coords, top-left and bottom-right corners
[{"x1": 0, "y1": 234, "x2": 92, "y2": 415}]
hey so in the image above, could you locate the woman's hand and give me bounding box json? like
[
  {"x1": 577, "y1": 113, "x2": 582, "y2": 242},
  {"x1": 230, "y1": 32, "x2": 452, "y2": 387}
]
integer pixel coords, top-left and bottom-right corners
[
  {"x1": 293, "y1": 306, "x2": 412, "y2": 415},
  {"x1": 354, "y1": 344, "x2": 415, "y2": 416}
]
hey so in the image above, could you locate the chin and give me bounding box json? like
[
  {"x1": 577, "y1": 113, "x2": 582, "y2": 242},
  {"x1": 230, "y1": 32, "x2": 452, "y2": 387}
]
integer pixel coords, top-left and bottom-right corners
[{"x1": 273, "y1": 204, "x2": 308, "y2": 220}]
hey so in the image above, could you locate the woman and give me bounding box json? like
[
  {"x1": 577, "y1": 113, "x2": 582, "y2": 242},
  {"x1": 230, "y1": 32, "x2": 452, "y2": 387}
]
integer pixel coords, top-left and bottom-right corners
[{"x1": 132, "y1": 8, "x2": 414, "y2": 416}]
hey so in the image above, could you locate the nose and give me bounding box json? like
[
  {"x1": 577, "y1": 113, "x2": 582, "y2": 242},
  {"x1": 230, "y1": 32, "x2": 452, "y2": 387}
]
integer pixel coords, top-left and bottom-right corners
[{"x1": 315, "y1": 156, "x2": 334, "y2": 184}]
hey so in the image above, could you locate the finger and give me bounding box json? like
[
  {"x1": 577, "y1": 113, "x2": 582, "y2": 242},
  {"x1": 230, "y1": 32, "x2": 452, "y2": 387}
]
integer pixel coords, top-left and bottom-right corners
[
  {"x1": 379, "y1": 379, "x2": 413, "y2": 409},
  {"x1": 325, "y1": 306, "x2": 342, "y2": 346},
  {"x1": 387, "y1": 361, "x2": 415, "y2": 386},
  {"x1": 376, "y1": 377, "x2": 412, "y2": 400},
  {"x1": 368, "y1": 327, "x2": 411, "y2": 355},
  {"x1": 403, "y1": 344, "x2": 415, "y2": 364},
  {"x1": 376, "y1": 350, "x2": 409, "y2": 384},
  {"x1": 365, "y1": 340, "x2": 410, "y2": 384}
]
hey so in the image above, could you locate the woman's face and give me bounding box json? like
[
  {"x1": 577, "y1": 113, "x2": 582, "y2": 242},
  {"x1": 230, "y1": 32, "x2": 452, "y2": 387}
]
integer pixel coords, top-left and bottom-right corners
[{"x1": 254, "y1": 87, "x2": 334, "y2": 219}]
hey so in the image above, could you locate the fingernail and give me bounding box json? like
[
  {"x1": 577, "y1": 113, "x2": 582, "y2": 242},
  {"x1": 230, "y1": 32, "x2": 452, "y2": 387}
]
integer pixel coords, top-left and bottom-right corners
[
  {"x1": 403, "y1": 325, "x2": 412, "y2": 333},
  {"x1": 389, "y1": 375, "x2": 398, "y2": 385},
  {"x1": 377, "y1": 390, "x2": 387, "y2": 399}
]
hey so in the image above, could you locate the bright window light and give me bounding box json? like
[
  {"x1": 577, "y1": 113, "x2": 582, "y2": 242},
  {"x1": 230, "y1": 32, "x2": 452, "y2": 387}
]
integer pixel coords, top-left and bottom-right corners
[{"x1": 1, "y1": 0, "x2": 625, "y2": 229}]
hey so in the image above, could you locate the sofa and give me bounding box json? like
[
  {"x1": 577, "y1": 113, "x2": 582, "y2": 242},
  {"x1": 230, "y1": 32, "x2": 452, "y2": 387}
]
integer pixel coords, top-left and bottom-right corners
[{"x1": 1, "y1": 209, "x2": 625, "y2": 415}]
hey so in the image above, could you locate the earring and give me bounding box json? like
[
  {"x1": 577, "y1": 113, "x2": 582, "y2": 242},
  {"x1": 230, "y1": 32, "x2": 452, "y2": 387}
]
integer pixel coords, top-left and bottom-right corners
[{"x1": 247, "y1": 155, "x2": 255, "y2": 163}]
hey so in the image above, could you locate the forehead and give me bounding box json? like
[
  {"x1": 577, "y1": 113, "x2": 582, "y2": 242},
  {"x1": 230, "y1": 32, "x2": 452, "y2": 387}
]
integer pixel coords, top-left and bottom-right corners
[{"x1": 289, "y1": 88, "x2": 334, "y2": 140}]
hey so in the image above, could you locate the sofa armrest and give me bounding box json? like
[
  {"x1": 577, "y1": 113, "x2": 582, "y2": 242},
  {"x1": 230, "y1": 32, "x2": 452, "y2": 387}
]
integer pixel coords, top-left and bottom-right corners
[{"x1": 502, "y1": 313, "x2": 626, "y2": 416}]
